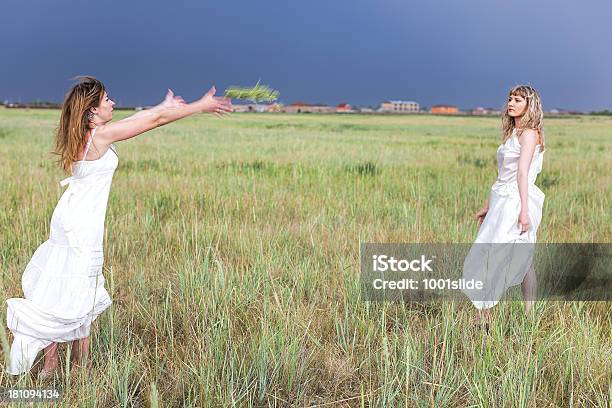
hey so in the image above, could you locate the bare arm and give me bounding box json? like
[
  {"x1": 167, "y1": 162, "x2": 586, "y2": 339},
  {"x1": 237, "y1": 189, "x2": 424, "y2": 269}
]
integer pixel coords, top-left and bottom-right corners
[
  {"x1": 118, "y1": 89, "x2": 186, "y2": 123},
  {"x1": 516, "y1": 129, "x2": 539, "y2": 233},
  {"x1": 95, "y1": 86, "x2": 232, "y2": 145},
  {"x1": 476, "y1": 198, "x2": 489, "y2": 227}
]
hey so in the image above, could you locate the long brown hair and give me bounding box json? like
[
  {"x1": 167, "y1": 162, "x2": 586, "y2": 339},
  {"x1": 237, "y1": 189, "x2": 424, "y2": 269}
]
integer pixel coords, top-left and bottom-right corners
[
  {"x1": 53, "y1": 76, "x2": 106, "y2": 173},
  {"x1": 501, "y1": 84, "x2": 545, "y2": 152}
]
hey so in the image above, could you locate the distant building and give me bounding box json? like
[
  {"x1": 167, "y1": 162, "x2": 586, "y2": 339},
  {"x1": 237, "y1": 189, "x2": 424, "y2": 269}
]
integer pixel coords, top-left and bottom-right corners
[
  {"x1": 266, "y1": 103, "x2": 284, "y2": 112},
  {"x1": 253, "y1": 104, "x2": 269, "y2": 113},
  {"x1": 283, "y1": 102, "x2": 308, "y2": 113},
  {"x1": 472, "y1": 107, "x2": 502, "y2": 116},
  {"x1": 358, "y1": 107, "x2": 374, "y2": 113},
  {"x1": 232, "y1": 103, "x2": 281, "y2": 113},
  {"x1": 284, "y1": 102, "x2": 334, "y2": 113},
  {"x1": 232, "y1": 104, "x2": 252, "y2": 113},
  {"x1": 336, "y1": 103, "x2": 355, "y2": 113},
  {"x1": 378, "y1": 100, "x2": 420, "y2": 113},
  {"x1": 4, "y1": 102, "x2": 61, "y2": 109},
  {"x1": 548, "y1": 108, "x2": 584, "y2": 115},
  {"x1": 431, "y1": 104, "x2": 459, "y2": 114}
]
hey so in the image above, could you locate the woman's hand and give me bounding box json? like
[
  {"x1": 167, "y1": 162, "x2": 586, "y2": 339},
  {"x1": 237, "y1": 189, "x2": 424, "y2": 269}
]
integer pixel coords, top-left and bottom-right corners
[
  {"x1": 116, "y1": 89, "x2": 185, "y2": 124},
  {"x1": 197, "y1": 86, "x2": 233, "y2": 117},
  {"x1": 475, "y1": 206, "x2": 488, "y2": 227},
  {"x1": 99, "y1": 86, "x2": 229, "y2": 144},
  {"x1": 518, "y1": 210, "x2": 531, "y2": 234},
  {"x1": 161, "y1": 89, "x2": 186, "y2": 109}
]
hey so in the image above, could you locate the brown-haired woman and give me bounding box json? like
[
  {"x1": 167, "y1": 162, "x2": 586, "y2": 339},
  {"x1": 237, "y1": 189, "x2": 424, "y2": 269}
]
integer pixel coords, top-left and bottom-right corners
[{"x1": 5, "y1": 76, "x2": 232, "y2": 379}]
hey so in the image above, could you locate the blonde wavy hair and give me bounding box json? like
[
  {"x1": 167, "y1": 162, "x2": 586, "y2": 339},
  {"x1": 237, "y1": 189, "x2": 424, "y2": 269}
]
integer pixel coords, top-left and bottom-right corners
[
  {"x1": 501, "y1": 84, "x2": 545, "y2": 152},
  {"x1": 53, "y1": 76, "x2": 106, "y2": 173}
]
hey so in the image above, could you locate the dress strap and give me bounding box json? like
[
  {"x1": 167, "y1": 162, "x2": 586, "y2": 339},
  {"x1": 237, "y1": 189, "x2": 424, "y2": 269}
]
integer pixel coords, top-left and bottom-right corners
[
  {"x1": 59, "y1": 127, "x2": 98, "y2": 187},
  {"x1": 81, "y1": 127, "x2": 98, "y2": 161}
]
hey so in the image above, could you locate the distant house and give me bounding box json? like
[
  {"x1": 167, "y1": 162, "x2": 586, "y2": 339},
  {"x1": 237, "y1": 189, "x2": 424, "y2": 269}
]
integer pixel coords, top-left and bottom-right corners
[
  {"x1": 256, "y1": 104, "x2": 271, "y2": 113},
  {"x1": 310, "y1": 104, "x2": 334, "y2": 113},
  {"x1": 358, "y1": 107, "x2": 374, "y2": 113},
  {"x1": 472, "y1": 107, "x2": 489, "y2": 115},
  {"x1": 472, "y1": 106, "x2": 501, "y2": 115},
  {"x1": 283, "y1": 102, "x2": 308, "y2": 113},
  {"x1": 4, "y1": 102, "x2": 61, "y2": 109},
  {"x1": 431, "y1": 104, "x2": 459, "y2": 114},
  {"x1": 232, "y1": 103, "x2": 281, "y2": 113},
  {"x1": 378, "y1": 100, "x2": 420, "y2": 113},
  {"x1": 284, "y1": 102, "x2": 333, "y2": 113},
  {"x1": 232, "y1": 104, "x2": 252, "y2": 113},
  {"x1": 266, "y1": 103, "x2": 284, "y2": 112},
  {"x1": 336, "y1": 103, "x2": 355, "y2": 113},
  {"x1": 548, "y1": 108, "x2": 584, "y2": 115}
]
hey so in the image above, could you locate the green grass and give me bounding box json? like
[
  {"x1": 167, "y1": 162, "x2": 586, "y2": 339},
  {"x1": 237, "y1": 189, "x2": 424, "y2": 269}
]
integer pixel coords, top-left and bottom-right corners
[{"x1": 0, "y1": 109, "x2": 610, "y2": 406}]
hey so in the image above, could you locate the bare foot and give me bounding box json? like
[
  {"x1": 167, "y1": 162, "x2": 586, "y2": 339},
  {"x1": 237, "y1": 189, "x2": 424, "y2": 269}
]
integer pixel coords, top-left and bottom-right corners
[
  {"x1": 37, "y1": 366, "x2": 60, "y2": 382},
  {"x1": 473, "y1": 309, "x2": 492, "y2": 332}
]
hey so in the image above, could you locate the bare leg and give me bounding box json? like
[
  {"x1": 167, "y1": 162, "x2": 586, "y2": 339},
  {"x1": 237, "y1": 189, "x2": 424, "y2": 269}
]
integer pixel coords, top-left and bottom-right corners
[
  {"x1": 475, "y1": 308, "x2": 492, "y2": 324},
  {"x1": 71, "y1": 337, "x2": 91, "y2": 369},
  {"x1": 522, "y1": 263, "x2": 537, "y2": 314},
  {"x1": 42, "y1": 342, "x2": 59, "y2": 372}
]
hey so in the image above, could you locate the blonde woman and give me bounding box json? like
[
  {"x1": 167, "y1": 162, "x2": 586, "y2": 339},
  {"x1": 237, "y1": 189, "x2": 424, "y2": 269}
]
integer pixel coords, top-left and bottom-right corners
[
  {"x1": 5, "y1": 76, "x2": 232, "y2": 379},
  {"x1": 462, "y1": 85, "x2": 546, "y2": 329}
]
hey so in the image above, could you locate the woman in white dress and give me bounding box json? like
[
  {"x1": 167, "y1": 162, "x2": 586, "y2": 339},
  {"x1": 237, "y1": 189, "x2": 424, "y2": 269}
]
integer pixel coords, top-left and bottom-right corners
[
  {"x1": 5, "y1": 76, "x2": 232, "y2": 379},
  {"x1": 462, "y1": 85, "x2": 546, "y2": 329}
]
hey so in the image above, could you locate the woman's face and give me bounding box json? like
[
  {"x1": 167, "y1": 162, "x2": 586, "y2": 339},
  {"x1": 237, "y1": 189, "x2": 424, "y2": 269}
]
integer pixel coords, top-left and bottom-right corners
[
  {"x1": 507, "y1": 93, "x2": 527, "y2": 118},
  {"x1": 91, "y1": 91, "x2": 115, "y2": 122}
]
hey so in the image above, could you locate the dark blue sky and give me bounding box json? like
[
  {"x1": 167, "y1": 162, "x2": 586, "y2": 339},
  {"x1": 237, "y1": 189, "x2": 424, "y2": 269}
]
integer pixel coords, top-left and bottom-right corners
[{"x1": 2, "y1": 0, "x2": 610, "y2": 111}]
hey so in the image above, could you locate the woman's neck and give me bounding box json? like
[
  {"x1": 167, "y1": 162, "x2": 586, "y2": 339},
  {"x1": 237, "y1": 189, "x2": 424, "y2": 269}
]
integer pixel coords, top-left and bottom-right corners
[
  {"x1": 88, "y1": 119, "x2": 110, "y2": 128},
  {"x1": 513, "y1": 116, "x2": 523, "y2": 129}
]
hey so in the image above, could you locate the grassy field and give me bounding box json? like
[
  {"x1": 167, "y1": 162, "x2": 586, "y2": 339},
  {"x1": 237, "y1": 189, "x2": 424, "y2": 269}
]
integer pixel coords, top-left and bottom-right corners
[{"x1": 0, "y1": 109, "x2": 610, "y2": 406}]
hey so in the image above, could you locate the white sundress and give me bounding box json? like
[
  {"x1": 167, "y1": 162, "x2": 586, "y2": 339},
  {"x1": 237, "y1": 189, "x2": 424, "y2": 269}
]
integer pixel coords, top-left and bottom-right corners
[
  {"x1": 462, "y1": 129, "x2": 545, "y2": 309},
  {"x1": 5, "y1": 127, "x2": 117, "y2": 375}
]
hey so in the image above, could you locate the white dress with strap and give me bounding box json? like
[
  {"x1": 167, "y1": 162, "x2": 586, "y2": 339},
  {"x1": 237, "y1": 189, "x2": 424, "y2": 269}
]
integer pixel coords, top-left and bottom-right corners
[
  {"x1": 462, "y1": 129, "x2": 545, "y2": 309},
  {"x1": 5, "y1": 127, "x2": 118, "y2": 375}
]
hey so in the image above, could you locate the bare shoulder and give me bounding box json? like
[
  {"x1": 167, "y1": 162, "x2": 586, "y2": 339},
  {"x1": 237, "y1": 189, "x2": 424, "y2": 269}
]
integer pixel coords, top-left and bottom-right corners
[
  {"x1": 87, "y1": 125, "x2": 113, "y2": 150},
  {"x1": 83, "y1": 138, "x2": 112, "y2": 161},
  {"x1": 517, "y1": 128, "x2": 539, "y2": 147},
  {"x1": 91, "y1": 112, "x2": 160, "y2": 144}
]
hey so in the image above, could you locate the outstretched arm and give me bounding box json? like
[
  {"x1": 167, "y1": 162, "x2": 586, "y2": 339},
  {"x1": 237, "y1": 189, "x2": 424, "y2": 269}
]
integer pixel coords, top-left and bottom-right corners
[
  {"x1": 95, "y1": 86, "x2": 232, "y2": 145},
  {"x1": 119, "y1": 89, "x2": 186, "y2": 123}
]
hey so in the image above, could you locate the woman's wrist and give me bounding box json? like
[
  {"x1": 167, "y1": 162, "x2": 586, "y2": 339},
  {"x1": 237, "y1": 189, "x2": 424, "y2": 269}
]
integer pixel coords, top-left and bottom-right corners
[
  {"x1": 157, "y1": 102, "x2": 201, "y2": 126},
  {"x1": 192, "y1": 98, "x2": 207, "y2": 114}
]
